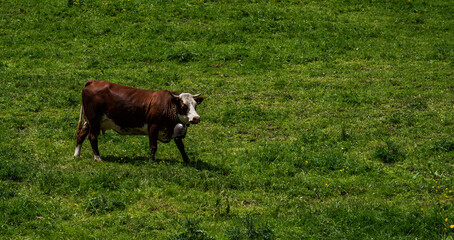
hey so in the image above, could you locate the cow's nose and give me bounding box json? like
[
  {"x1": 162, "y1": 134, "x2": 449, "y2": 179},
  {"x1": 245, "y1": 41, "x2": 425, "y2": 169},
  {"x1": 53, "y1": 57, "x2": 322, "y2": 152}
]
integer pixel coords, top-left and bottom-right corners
[{"x1": 190, "y1": 116, "x2": 200, "y2": 124}]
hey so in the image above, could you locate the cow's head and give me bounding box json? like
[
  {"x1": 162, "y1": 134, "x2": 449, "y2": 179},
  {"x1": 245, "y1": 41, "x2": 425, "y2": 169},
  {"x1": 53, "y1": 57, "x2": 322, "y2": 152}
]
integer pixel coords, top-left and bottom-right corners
[{"x1": 171, "y1": 93, "x2": 203, "y2": 124}]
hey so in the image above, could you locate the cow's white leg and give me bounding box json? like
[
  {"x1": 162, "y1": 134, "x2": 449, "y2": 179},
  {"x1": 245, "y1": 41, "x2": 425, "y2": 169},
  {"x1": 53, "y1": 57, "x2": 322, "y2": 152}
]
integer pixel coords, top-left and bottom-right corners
[
  {"x1": 74, "y1": 144, "x2": 82, "y2": 157},
  {"x1": 94, "y1": 155, "x2": 102, "y2": 161}
]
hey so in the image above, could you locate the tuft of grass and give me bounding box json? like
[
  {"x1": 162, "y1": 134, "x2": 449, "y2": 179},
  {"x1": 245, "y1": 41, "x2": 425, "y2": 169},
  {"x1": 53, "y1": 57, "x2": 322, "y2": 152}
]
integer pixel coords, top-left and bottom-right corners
[
  {"x1": 373, "y1": 140, "x2": 406, "y2": 164},
  {"x1": 0, "y1": 158, "x2": 33, "y2": 182},
  {"x1": 226, "y1": 213, "x2": 274, "y2": 240},
  {"x1": 83, "y1": 194, "x2": 127, "y2": 215},
  {"x1": 433, "y1": 139, "x2": 454, "y2": 153},
  {"x1": 0, "y1": 198, "x2": 43, "y2": 226},
  {"x1": 246, "y1": 143, "x2": 284, "y2": 164},
  {"x1": 173, "y1": 218, "x2": 215, "y2": 240},
  {"x1": 0, "y1": 182, "x2": 16, "y2": 200}
]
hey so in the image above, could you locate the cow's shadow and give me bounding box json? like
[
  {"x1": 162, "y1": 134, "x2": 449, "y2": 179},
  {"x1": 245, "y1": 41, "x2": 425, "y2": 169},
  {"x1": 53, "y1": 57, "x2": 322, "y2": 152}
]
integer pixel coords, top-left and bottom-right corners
[
  {"x1": 102, "y1": 155, "x2": 150, "y2": 165},
  {"x1": 102, "y1": 156, "x2": 229, "y2": 174},
  {"x1": 186, "y1": 159, "x2": 230, "y2": 175}
]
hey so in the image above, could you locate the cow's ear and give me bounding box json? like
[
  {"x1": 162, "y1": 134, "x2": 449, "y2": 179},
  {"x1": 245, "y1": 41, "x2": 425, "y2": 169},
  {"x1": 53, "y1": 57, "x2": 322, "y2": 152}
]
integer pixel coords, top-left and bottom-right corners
[
  {"x1": 170, "y1": 92, "x2": 180, "y2": 104},
  {"x1": 193, "y1": 94, "x2": 203, "y2": 104},
  {"x1": 194, "y1": 96, "x2": 203, "y2": 104},
  {"x1": 171, "y1": 96, "x2": 180, "y2": 104}
]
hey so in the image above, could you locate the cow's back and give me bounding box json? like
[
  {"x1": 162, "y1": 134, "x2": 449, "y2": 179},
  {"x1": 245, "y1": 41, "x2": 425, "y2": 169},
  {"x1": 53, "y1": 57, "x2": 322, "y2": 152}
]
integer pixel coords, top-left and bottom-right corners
[{"x1": 83, "y1": 80, "x2": 155, "y2": 129}]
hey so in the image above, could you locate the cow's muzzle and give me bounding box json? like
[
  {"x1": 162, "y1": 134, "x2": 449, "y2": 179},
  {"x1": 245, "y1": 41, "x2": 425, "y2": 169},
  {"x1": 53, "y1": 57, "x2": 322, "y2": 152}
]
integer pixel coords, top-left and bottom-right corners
[{"x1": 190, "y1": 116, "x2": 200, "y2": 124}]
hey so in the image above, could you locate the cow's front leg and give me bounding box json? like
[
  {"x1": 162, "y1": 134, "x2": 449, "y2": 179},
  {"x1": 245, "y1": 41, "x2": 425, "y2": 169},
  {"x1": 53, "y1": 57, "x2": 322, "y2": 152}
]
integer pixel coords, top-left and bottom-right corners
[
  {"x1": 174, "y1": 138, "x2": 189, "y2": 163},
  {"x1": 148, "y1": 124, "x2": 159, "y2": 161}
]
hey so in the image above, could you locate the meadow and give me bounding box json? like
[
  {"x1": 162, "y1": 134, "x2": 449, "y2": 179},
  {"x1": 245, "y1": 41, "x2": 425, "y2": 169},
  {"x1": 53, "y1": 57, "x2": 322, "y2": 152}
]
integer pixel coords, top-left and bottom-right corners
[{"x1": 1, "y1": 0, "x2": 454, "y2": 238}]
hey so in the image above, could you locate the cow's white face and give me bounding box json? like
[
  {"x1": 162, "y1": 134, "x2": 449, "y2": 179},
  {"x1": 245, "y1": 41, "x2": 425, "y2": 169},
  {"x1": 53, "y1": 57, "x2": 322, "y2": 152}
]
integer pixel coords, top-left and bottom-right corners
[{"x1": 173, "y1": 93, "x2": 203, "y2": 125}]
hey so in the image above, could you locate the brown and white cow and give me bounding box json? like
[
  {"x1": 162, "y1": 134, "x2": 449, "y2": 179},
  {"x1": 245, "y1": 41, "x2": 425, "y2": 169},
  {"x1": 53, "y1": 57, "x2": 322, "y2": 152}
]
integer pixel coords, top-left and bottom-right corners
[{"x1": 73, "y1": 80, "x2": 203, "y2": 162}]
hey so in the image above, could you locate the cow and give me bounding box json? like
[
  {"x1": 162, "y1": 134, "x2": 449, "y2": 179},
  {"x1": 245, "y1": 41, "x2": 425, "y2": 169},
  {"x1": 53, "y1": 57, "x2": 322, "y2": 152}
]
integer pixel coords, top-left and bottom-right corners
[{"x1": 73, "y1": 80, "x2": 203, "y2": 163}]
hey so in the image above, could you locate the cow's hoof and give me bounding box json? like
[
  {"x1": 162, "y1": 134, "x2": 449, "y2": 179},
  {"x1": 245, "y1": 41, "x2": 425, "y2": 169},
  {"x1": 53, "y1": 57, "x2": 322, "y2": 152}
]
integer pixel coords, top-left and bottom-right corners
[{"x1": 94, "y1": 155, "x2": 103, "y2": 162}]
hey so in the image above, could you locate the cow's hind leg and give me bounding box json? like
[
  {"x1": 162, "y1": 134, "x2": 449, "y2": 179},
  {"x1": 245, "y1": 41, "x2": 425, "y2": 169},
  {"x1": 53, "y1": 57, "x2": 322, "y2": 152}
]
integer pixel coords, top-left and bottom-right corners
[
  {"x1": 74, "y1": 122, "x2": 89, "y2": 157},
  {"x1": 87, "y1": 121, "x2": 102, "y2": 161},
  {"x1": 89, "y1": 132, "x2": 102, "y2": 161}
]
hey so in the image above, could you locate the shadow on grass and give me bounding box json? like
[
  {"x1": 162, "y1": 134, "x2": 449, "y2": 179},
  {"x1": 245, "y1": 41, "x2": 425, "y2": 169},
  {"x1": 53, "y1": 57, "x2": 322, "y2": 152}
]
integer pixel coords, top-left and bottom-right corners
[
  {"x1": 187, "y1": 159, "x2": 231, "y2": 175},
  {"x1": 102, "y1": 155, "x2": 150, "y2": 165},
  {"x1": 102, "y1": 155, "x2": 230, "y2": 175},
  {"x1": 102, "y1": 156, "x2": 182, "y2": 166}
]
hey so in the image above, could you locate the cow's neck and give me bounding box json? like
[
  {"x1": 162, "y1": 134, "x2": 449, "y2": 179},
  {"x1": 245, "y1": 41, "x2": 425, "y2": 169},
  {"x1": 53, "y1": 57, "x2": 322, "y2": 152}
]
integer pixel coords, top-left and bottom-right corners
[{"x1": 170, "y1": 104, "x2": 182, "y2": 125}]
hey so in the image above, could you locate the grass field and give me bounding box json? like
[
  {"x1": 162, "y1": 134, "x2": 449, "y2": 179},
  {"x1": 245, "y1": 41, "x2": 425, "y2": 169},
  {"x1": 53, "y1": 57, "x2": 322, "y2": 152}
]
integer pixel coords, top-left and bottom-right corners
[{"x1": 1, "y1": 0, "x2": 454, "y2": 239}]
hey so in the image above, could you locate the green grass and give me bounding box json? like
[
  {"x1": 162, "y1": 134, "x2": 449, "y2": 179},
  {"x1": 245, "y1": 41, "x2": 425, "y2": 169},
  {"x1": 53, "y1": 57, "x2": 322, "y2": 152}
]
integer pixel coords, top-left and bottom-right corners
[{"x1": 1, "y1": 0, "x2": 454, "y2": 238}]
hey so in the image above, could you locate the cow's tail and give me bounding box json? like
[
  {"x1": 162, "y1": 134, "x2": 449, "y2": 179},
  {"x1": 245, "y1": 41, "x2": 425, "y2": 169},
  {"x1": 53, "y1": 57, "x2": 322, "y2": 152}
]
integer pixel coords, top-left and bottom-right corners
[
  {"x1": 76, "y1": 103, "x2": 84, "y2": 134},
  {"x1": 85, "y1": 79, "x2": 96, "y2": 87},
  {"x1": 75, "y1": 80, "x2": 95, "y2": 134}
]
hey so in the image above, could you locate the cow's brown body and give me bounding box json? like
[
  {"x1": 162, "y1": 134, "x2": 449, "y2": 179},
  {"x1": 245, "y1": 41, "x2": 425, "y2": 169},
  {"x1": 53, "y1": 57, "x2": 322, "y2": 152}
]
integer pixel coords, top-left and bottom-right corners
[{"x1": 74, "y1": 80, "x2": 203, "y2": 162}]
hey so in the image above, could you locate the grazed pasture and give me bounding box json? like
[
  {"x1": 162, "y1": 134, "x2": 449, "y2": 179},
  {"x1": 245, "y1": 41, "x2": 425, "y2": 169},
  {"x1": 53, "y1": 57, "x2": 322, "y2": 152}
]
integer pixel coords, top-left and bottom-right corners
[{"x1": 1, "y1": 0, "x2": 454, "y2": 238}]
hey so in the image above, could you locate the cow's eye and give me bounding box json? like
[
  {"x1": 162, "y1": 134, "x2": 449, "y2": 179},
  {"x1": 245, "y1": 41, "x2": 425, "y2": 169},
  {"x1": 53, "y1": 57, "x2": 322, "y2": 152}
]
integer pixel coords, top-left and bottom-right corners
[{"x1": 181, "y1": 104, "x2": 188, "y2": 113}]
